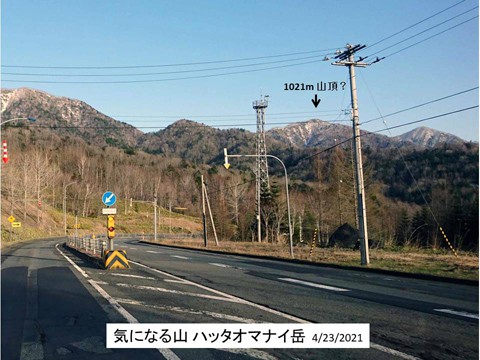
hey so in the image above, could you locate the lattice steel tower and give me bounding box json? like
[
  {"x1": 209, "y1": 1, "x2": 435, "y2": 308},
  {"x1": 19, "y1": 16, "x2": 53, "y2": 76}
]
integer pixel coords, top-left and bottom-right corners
[
  {"x1": 253, "y1": 95, "x2": 270, "y2": 241},
  {"x1": 254, "y1": 95, "x2": 270, "y2": 191}
]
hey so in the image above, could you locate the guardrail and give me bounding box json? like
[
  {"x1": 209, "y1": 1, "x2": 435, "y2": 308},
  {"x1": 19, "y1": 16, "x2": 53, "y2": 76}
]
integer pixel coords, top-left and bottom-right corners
[
  {"x1": 66, "y1": 235, "x2": 107, "y2": 257},
  {"x1": 66, "y1": 233, "x2": 203, "y2": 255}
]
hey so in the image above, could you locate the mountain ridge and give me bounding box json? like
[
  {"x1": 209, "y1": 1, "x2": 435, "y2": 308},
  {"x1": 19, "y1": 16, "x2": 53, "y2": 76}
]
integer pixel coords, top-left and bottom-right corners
[{"x1": 1, "y1": 88, "x2": 473, "y2": 161}]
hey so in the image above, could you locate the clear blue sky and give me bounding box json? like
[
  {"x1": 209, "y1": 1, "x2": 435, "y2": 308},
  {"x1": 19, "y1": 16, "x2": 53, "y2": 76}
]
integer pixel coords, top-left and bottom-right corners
[{"x1": 2, "y1": 0, "x2": 478, "y2": 141}]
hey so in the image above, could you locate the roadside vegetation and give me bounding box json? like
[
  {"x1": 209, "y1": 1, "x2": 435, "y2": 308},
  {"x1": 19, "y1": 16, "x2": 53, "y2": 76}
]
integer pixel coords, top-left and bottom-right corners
[{"x1": 144, "y1": 238, "x2": 479, "y2": 281}]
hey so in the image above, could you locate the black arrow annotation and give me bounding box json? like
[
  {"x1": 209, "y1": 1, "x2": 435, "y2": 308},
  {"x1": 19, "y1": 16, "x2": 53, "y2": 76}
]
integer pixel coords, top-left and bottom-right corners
[{"x1": 311, "y1": 94, "x2": 321, "y2": 108}]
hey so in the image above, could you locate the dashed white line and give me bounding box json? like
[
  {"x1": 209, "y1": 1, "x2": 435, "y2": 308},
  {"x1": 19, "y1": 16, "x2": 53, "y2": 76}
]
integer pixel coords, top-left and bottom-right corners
[
  {"x1": 94, "y1": 281, "x2": 108, "y2": 285},
  {"x1": 171, "y1": 255, "x2": 190, "y2": 260},
  {"x1": 209, "y1": 263, "x2": 231, "y2": 268},
  {"x1": 109, "y1": 273, "x2": 155, "y2": 280},
  {"x1": 434, "y1": 308, "x2": 479, "y2": 319},
  {"x1": 279, "y1": 278, "x2": 350, "y2": 292},
  {"x1": 370, "y1": 343, "x2": 420, "y2": 360},
  {"x1": 59, "y1": 250, "x2": 419, "y2": 360},
  {"x1": 147, "y1": 250, "x2": 162, "y2": 254},
  {"x1": 116, "y1": 283, "x2": 241, "y2": 303},
  {"x1": 129, "y1": 260, "x2": 420, "y2": 359},
  {"x1": 116, "y1": 298, "x2": 263, "y2": 323}
]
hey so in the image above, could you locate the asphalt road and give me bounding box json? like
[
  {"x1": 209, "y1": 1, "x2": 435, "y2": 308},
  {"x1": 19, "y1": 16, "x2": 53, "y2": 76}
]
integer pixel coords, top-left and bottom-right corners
[{"x1": 2, "y1": 237, "x2": 478, "y2": 360}]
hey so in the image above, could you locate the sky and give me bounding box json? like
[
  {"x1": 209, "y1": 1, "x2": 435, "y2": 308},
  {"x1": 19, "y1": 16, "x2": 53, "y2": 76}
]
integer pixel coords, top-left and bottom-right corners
[{"x1": 1, "y1": 0, "x2": 478, "y2": 141}]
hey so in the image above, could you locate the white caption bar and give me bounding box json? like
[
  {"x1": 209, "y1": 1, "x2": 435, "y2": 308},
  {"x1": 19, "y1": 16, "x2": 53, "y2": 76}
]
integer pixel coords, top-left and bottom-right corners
[{"x1": 107, "y1": 323, "x2": 369, "y2": 348}]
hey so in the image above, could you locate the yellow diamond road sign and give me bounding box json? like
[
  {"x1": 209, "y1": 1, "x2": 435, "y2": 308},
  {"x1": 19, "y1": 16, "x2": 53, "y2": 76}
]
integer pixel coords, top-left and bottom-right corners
[{"x1": 8, "y1": 215, "x2": 15, "y2": 223}]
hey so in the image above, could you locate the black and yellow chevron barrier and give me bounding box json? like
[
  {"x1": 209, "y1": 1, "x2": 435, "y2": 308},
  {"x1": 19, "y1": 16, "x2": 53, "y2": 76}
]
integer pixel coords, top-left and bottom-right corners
[{"x1": 103, "y1": 250, "x2": 130, "y2": 270}]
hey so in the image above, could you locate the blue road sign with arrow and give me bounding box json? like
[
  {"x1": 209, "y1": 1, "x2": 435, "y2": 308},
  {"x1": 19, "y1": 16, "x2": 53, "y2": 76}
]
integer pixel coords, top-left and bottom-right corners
[{"x1": 102, "y1": 191, "x2": 117, "y2": 207}]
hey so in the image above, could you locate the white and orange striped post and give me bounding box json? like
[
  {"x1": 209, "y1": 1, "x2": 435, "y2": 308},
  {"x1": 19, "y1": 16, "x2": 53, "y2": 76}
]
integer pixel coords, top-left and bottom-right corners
[{"x1": 2, "y1": 140, "x2": 8, "y2": 164}]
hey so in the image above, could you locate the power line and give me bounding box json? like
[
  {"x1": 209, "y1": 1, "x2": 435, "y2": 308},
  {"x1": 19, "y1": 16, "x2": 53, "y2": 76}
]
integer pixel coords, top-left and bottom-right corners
[
  {"x1": 361, "y1": 86, "x2": 479, "y2": 125},
  {"x1": 367, "y1": 6, "x2": 478, "y2": 58},
  {"x1": 290, "y1": 105, "x2": 478, "y2": 169},
  {"x1": 359, "y1": 69, "x2": 462, "y2": 256},
  {"x1": 112, "y1": 114, "x2": 350, "y2": 124},
  {"x1": 378, "y1": 15, "x2": 478, "y2": 59},
  {"x1": 11, "y1": 106, "x2": 477, "y2": 133},
  {"x1": 112, "y1": 110, "x2": 345, "y2": 118},
  {"x1": 2, "y1": 53, "x2": 333, "y2": 77},
  {"x1": 1, "y1": 47, "x2": 338, "y2": 69},
  {"x1": 366, "y1": 0, "x2": 467, "y2": 49},
  {"x1": 195, "y1": 105, "x2": 479, "y2": 197},
  {"x1": 1, "y1": 58, "x2": 327, "y2": 84},
  {"x1": 371, "y1": 105, "x2": 478, "y2": 134}
]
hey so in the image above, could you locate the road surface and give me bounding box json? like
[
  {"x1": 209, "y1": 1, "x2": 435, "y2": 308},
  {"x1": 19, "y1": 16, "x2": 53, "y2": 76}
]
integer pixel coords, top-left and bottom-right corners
[{"x1": 2, "y1": 237, "x2": 478, "y2": 359}]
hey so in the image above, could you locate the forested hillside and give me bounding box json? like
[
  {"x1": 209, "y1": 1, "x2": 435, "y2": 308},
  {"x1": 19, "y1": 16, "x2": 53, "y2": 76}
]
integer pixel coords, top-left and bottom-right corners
[
  {"x1": 2, "y1": 122, "x2": 477, "y2": 251},
  {"x1": 1, "y1": 88, "x2": 478, "y2": 251}
]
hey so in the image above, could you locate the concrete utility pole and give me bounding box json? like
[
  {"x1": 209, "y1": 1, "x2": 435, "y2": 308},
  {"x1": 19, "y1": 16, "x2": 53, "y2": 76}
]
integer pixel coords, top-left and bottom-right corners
[
  {"x1": 201, "y1": 175, "x2": 207, "y2": 247},
  {"x1": 333, "y1": 44, "x2": 370, "y2": 265},
  {"x1": 203, "y1": 180, "x2": 219, "y2": 246},
  {"x1": 153, "y1": 195, "x2": 157, "y2": 242}
]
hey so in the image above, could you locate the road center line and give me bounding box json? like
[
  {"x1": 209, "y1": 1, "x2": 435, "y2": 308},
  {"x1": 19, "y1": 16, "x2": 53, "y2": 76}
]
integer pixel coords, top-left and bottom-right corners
[
  {"x1": 147, "y1": 250, "x2": 162, "y2": 254},
  {"x1": 171, "y1": 255, "x2": 190, "y2": 260},
  {"x1": 278, "y1": 278, "x2": 350, "y2": 292},
  {"x1": 434, "y1": 308, "x2": 479, "y2": 319},
  {"x1": 209, "y1": 263, "x2": 231, "y2": 268}
]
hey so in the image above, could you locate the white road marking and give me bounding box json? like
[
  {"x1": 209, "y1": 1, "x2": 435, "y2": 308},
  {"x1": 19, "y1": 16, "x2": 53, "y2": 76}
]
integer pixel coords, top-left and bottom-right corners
[
  {"x1": 130, "y1": 260, "x2": 418, "y2": 360},
  {"x1": 164, "y1": 279, "x2": 188, "y2": 284},
  {"x1": 370, "y1": 343, "x2": 421, "y2": 360},
  {"x1": 56, "y1": 244, "x2": 89, "y2": 279},
  {"x1": 147, "y1": 250, "x2": 162, "y2": 254},
  {"x1": 129, "y1": 247, "x2": 137, "y2": 251},
  {"x1": 56, "y1": 244, "x2": 181, "y2": 360},
  {"x1": 130, "y1": 260, "x2": 313, "y2": 323},
  {"x1": 171, "y1": 255, "x2": 190, "y2": 260},
  {"x1": 94, "y1": 281, "x2": 108, "y2": 285},
  {"x1": 116, "y1": 298, "x2": 263, "y2": 323},
  {"x1": 109, "y1": 273, "x2": 155, "y2": 280},
  {"x1": 279, "y1": 278, "x2": 350, "y2": 292},
  {"x1": 434, "y1": 308, "x2": 479, "y2": 319},
  {"x1": 115, "y1": 283, "x2": 241, "y2": 303},
  {"x1": 209, "y1": 263, "x2": 231, "y2": 268}
]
